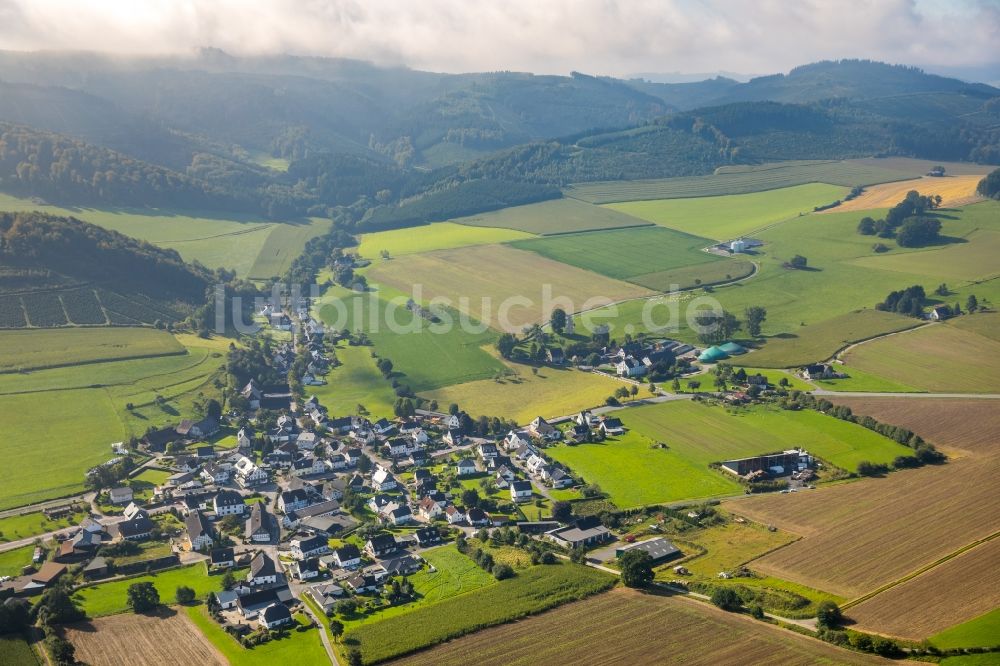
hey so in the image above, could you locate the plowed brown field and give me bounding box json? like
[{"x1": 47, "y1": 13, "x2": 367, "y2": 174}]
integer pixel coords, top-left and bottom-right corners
[
  {"x1": 62, "y1": 609, "x2": 226, "y2": 666},
  {"x1": 391, "y1": 588, "x2": 886, "y2": 665},
  {"x1": 849, "y1": 537, "x2": 1000, "y2": 641}
]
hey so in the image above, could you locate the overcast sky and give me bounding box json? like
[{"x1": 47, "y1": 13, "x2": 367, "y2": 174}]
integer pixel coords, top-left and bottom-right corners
[{"x1": 0, "y1": 0, "x2": 997, "y2": 80}]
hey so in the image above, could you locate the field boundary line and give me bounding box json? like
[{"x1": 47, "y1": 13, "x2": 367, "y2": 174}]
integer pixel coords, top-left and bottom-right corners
[
  {"x1": 841, "y1": 529, "x2": 1000, "y2": 610},
  {"x1": 0, "y1": 348, "x2": 189, "y2": 376}
]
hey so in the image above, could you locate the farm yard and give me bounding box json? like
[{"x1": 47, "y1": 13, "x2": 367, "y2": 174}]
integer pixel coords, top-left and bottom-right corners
[
  {"x1": 843, "y1": 321, "x2": 1000, "y2": 393},
  {"x1": 848, "y1": 536, "x2": 1000, "y2": 642},
  {"x1": 421, "y1": 357, "x2": 629, "y2": 424},
  {"x1": 367, "y1": 244, "x2": 654, "y2": 332},
  {"x1": 508, "y1": 226, "x2": 753, "y2": 291},
  {"x1": 62, "y1": 608, "x2": 226, "y2": 666},
  {"x1": 450, "y1": 197, "x2": 654, "y2": 235},
  {"x1": 563, "y1": 158, "x2": 914, "y2": 204},
  {"x1": 357, "y1": 221, "x2": 534, "y2": 259},
  {"x1": 726, "y1": 454, "x2": 1000, "y2": 599},
  {"x1": 0, "y1": 327, "x2": 183, "y2": 372},
  {"x1": 392, "y1": 588, "x2": 885, "y2": 666},
  {"x1": 604, "y1": 182, "x2": 849, "y2": 240},
  {"x1": 343, "y1": 563, "x2": 614, "y2": 664}
]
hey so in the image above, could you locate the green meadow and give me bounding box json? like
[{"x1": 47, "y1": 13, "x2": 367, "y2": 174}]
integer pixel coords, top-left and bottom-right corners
[
  {"x1": 811, "y1": 364, "x2": 920, "y2": 392},
  {"x1": 0, "y1": 635, "x2": 37, "y2": 666},
  {"x1": 604, "y1": 183, "x2": 848, "y2": 240},
  {"x1": 930, "y1": 608, "x2": 1000, "y2": 650},
  {"x1": 306, "y1": 344, "x2": 399, "y2": 418},
  {"x1": 0, "y1": 545, "x2": 35, "y2": 577},
  {"x1": 548, "y1": 400, "x2": 911, "y2": 508},
  {"x1": 453, "y1": 197, "x2": 653, "y2": 235},
  {"x1": 508, "y1": 225, "x2": 752, "y2": 290},
  {"x1": 246, "y1": 217, "x2": 333, "y2": 279},
  {"x1": 357, "y1": 222, "x2": 534, "y2": 259},
  {"x1": 75, "y1": 564, "x2": 226, "y2": 617},
  {"x1": 315, "y1": 287, "x2": 505, "y2": 392},
  {"x1": 0, "y1": 327, "x2": 183, "y2": 373}
]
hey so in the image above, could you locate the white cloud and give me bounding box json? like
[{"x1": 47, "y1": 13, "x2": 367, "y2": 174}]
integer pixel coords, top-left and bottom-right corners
[{"x1": 0, "y1": 0, "x2": 996, "y2": 77}]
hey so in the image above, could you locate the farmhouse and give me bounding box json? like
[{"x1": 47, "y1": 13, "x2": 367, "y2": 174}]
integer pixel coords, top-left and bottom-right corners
[
  {"x1": 720, "y1": 450, "x2": 812, "y2": 477},
  {"x1": 184, "y1": 510, "x2": 215, "y2": 551},
  {"x1": 600, "y1": 417, "x2": 625, "y2": 436},
  {"x1": 801, "y1": 363, "x2": 843, "y2": 380},
  {"x1": 213, "y1": 490, "x2": 246, "y2": 516},
  {"x1": 108, "y1": 486, "x2": 133, "y2": 505},
  {"x1": 290, "y1": 535, "x2": 330, "y2": 560},
  {"x1": 247, "y1": 552, "x2": 279, "y2": 586},
  {"x1": 616, "y1": 538, "x2": 681, "y2": 564},
  {"x1": 237, "y1": 589, "x2": 282, "y2": 619},
  {"x1": 245, "y1": 504, "x2": 274, "y2": 543},
  {"x1": 371, "y1": 468, "x2": 398, "y2": 492},
  {"x1": 210, "y1": 547, "x2": 235, "y2": 569},
  {"x1": 616, "y1": 356, "x2": 648, "y2": 378},
  {"x1": 112, "y1": 505, "x2": 154, "y2": 541},
  {"x1": 260, "y1": 602, "x2": 293, "y2": 629}
]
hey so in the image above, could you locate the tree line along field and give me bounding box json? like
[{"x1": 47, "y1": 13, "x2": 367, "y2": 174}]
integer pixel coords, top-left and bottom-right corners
[
  {"x1": 508, "y1": 226, "x2": 754, "y2": 292},
  {"x1": 314, "y1": 286, "x2": 506, "y2": 392},
  {"x1": 843, "y1": 319, "x2": 1000, "y2": 393},
  {"x1": 848, "y1": 536, "x2": 1000, "y2": 642},
  {"x1": 563, "y1": 158, "x2": 914, "y2": 204},
  {"x1": 826, "y1": 396, "x2": 1000, "y2": 458},
  {"x1": 392, "y1": 588, "x2": 885, "y2": 666},
  {"x1": 725, "y1": 453, "x2": 1000, "y2": 599},
  {"x1": 344, "y1": 562, "x2": 614, "y2": 664},
  {"x1": 545, "y1": 400, "x2": 911, "y2": 509},
  {"x1": 449, "y1": 197, "x2": 655, "y2": 235},
  {"x1": 604, "y1": 182, "x2": 849, "y2": 241},
  {"x1": 62, "y1": 609, "x2": 226, "y2": 666},
  {"x1": 0, "y1": 192, "x2": 328, "y2": 279},
  {"x1": 367, "y1": 243, "x2": 654, "y2": 332},
  {"x1": 356, "y1": 222, "x2": 535, "y2": 259},
  {"x1": 0, "y1": 327, "x2": 183, "y2": 372}
]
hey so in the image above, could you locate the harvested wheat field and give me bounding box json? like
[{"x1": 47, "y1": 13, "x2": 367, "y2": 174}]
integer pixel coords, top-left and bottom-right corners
[
  {"x1": 849, "y1": 537, "x2": 1000, "y2": 641},
  {"x1": 390, "y1": 588, "x2": 885, "y2": 665},
  {"x1": 62, "y1": 608, "x2": 226, "y2": 666},
  {"x1": 368, "y1": 244, "x2": 653, "y2": 332},
  {"x1": 825, "y1": 175, "x2": 985, "y2": 213},
  {"x1": 726, "y1": 455, "x2": 1000, "y2": 599},
  {"x1": 826, "y1": 397, "x2": 1000, "y2": 457}
]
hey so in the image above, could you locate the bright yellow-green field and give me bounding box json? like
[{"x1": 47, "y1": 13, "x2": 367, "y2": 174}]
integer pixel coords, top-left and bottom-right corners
[
  {"x1": 851, "y1": 228, "x2": 1000, "y2": 283},
  {"x1": 307, "y1": 343, "x2": 398, "y2": 418},
  {"x1": 421, "y1": 355, "x2": 630, "y2": 422},
  {"x1": 844, "y1": 321, "x2": 1000, "y2": 392},
  {"x1": 605, "y1": 183, "x2": 848, "y2": 241},
  {"x1": 357, "y1": 222, "x2": 534, "y2": 259}
]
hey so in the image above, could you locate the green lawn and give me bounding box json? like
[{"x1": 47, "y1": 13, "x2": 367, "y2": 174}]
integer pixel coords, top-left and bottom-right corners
[
  {"x1": 605, "y1": 183, "x2": 848, "y2": 241},
  {"x1": 0, "y1": 508, "x2": 86, "y2": 543},
  {"x1": 75, "y1": 564, "x2": 227, "y2": 617},
  {"x1": 930, "y1": 608, "x2": 1000, "y2": 650},
  {"x1": 0, "y1": 327, "x2": 183, "y2": 373},
  {"x1": 941, "y1": 655, "x2": 1000, "y2": 666},
  {"x1": 186, "y1": 605, "x2": 330, "y2": 666},
  {"x1": 508, "y1": 226, "x2": 753, "y2": 291},
  {"x1": 315, "y1": 288, "x2": 505, "y2": 392},
  {"x1": 344, "y1": 563, "x2": 614, "y2": 664},
  {"x1": 0, "y1": 635, "x2": 38, "y2": 666},
  {"x1": 0, "y1": 545, "x2": 35, "y2": 577},
  {"x1": 564, "y1": 159, "x2": 914, "y2": 204},
  {"x1": 548, "y1": 401, "x2": 912, "y2": 508},
  {"x1": 453, "y1": 197, "x2": 653, "y2": 235},
  {"x1": 357, "y1": 222, "x2": 534, "y2": 259},
  {"x1": 132, "y1": 468, "x2": 173, "y2": 486}
]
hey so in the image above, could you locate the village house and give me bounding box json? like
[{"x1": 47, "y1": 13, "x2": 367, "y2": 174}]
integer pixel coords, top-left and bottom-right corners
[
  {"x1": 414, "y1": 526, "x2": 441, "y2": 547},
  {"x1": 455, "y1": 458, "x2": 477, "y2": 477},
  {"x1": 200, "y1": 463, "x2": 230, "y2": 485},
  {"x1": 510, "y1": 479, "x2": 533, "y2": 503},
  {"x1": 185, "y1": 510, "x2": 215, "y2": 551},
  {"x1": 291, "y1": 456, "x2": 326, "y2": 477},
  {"x1": 615, "y1": 356, "x2": 647, "y2": 378},
  {"x1": 382, "y1": 503, "x2": 413, "y2": 526},
  {"x1": 210, "y1": 547, "x2": 235, "y2": 569},
  {"x1": 291, "y1": 557, "x2": 321, "y2": 581},
  {"x1": 233, "y1": 456, "x2": 269, "y2": 488},
  {"x1": 112, "y1": 504, "x2": 154, "y2": 541},
  {"x1": 278, "y1": 487, "x2": 316, "y2": 514},
  {"x1": 307, "y1": 583, "x2": 345, "y2": 613},
  {"x1": 466, "y1": 507, "x2": 490, "y2": 527},
  {"x1": 371, "y1": 468, "x2": 398, "y2": 492},
  {"x1": 418, "y1": 496, "x2": 444, "y2": 520},
  {"x1": 443, "y1": 428, "x2": 464, "y2": 446},
  {"x1": 290, "y1": 535, "x2": 330, "y2": 560},
  {"x1": 365, "y1": 534, "x2": 398, "y2": 559},
  {"x1": 529, "y1": 416, "x2": 561, "y2": 441},
  {"x1": 503, "y1": 430, "x2": 532, "y2": 451},
  {"x1": 213, "y1": 490, "x2": 246, "y2": 516},
  {"x1": 108, "y1": 486, "x2": 133, "y2": 505},
  {"x1": 242, "y1": 380, "x2": 263, "y2": 409},
  {"x1": 245, "y1": 504, "x2": 273, "y2": 543},
  {"x1": 445, "y1": 505, "x2": 466, "y2": 525},
  {"x1": 478, "y1": 442, "x2": 499, "y2": 460},
  {"x1": 329, "y1": 544, "x2": 362, "y2": 569},
  {"x1": 600, "y1": 417, "x2": 625, "y2": 436},
  {"x1": 247, "y1": 552, "x2": 279, "y2": 586},
  {"x1": 260, "y1": 602, "x2": 293, "y2": 629}
]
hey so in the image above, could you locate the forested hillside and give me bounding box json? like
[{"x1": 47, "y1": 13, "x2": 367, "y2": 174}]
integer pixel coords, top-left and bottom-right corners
[{"x1": 0, "y1": 211, "x2": 216, "y2": 327}]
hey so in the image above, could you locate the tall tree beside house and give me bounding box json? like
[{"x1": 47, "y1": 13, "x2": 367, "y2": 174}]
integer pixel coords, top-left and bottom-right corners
[
  {"x1": 619, "y1": 550, "x2": 654, "y2": 588},
  {"x1": 550, "y1": 308, "x2": 568, "y2": 335},
  {"x1": 744, "y1": 306, "x2": 767, "y2": 337}
]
